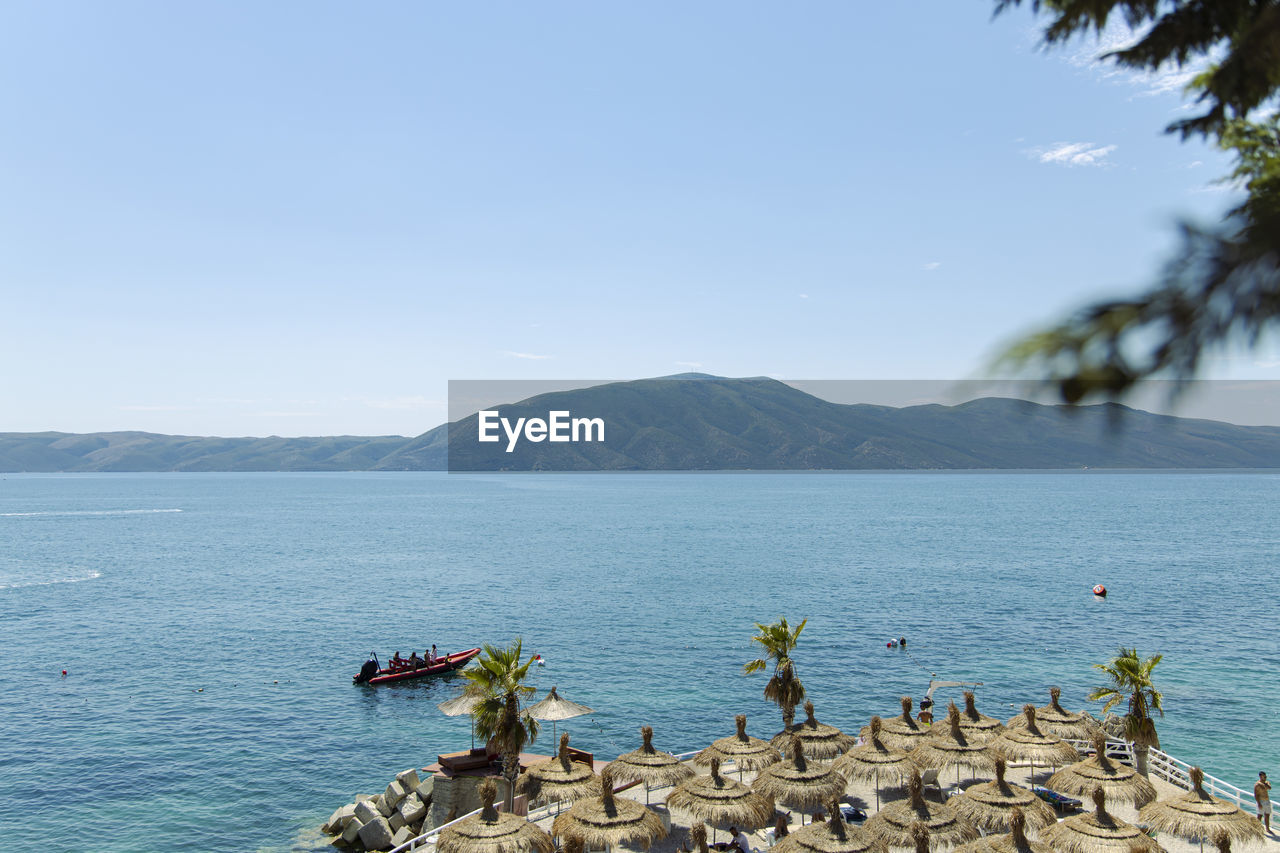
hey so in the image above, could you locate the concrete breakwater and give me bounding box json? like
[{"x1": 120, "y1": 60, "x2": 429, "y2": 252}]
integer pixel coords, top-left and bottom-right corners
[
  {"x1": 321, "y1": 768, "x2": 435, "y2": 851},
  {"x1": 321, "y1": 762, "x2": 514, "y2": 851}
]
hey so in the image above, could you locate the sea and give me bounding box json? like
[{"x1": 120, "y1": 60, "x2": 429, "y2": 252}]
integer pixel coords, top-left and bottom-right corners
[{"x1": 0, "y1": 471, "x2": 1276, "y2": 852}]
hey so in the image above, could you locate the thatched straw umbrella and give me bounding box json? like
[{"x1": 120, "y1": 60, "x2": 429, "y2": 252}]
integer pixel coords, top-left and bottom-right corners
[
  {"x1": 863, "y1": 699, "x2": 931, "y2": 752},
  {"x1": 1006, "y1": 688, "x2": 1102, "y2": 741},
  {"x1": 688, "y1": 824, "x2": 710, "y2": 853},
  {"x1": 909, "y1": 822, "x2": 933, "y2": 853},
  {"x1": 527, "y1": 686, "x2": 594, "y2": 743},
  {"x1": 1138, "y1": 767, "x2": 1266, "y2": 848},
  {"x1": 833, "y1": 716, "x2": 917, "y2": 810},
  {"x1": 696, "y1": 715, "x2": 782, "y2": 774},
  {"x1": 553, "y1": 767, "x2": 668, "y2": 851},
  {"x1": 910, "y1": 703, "x2": 998, "y2": 786},
  {"x1": 948, "y1": 758, "x2": 1057, "y2": 834},
  {"x1": 667, "y1": 757, "x2": 776, "y2": 835},
  {"x1": 952, "y1": 808, "x2": 1055, "y2": 853},
  {"x1": 437, "y1": 779, "x2": 556, "y2": 853},
  {"x1": 775, "y1": 797, "x2": 889, "y2": 853},
  {"x1": 1040, "y1": 788, "x2": 1165, "y2": 853},
  {"x1": 517, "y1": 733, "x2": 601, "y2": 809},
  {"x1": 439, "y1": 691, "x2": 484, "y2": 749},
  {"x1": 1047, "y1": 734, "x2": 1157, "y2": 808},
  {"x1": 752, "y1": 737, "x2": 848, "y2": 821},
  {"x1": 864, "y1": 770, "x2": 980, "y2": 850},
  {"x1": 932, "y1": 692, "x2": 1004, "y2": 744},
  {"x1": 989, "y1": 705, "x2": 1080, "y2": 784},
  {"x1": 606, "y1": 726, "x2": 695, "y2": 803},
  {"x1": 773, "y1": 701, "x2": 858, "y2": 761}
]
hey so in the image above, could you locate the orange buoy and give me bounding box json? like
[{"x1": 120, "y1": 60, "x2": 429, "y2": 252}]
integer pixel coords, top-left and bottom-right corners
[{"x1": 1093, "y1": 584, "x2": 1107, "y2": 597}]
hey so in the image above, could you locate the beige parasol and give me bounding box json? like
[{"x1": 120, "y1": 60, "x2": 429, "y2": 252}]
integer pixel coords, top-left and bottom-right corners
[
  {"x1": 863, "y1": 698, "x2": 931, "y2": 752},
  {"x1": 689, "y1": 824, "x2": 711, "y2": 853},
  {"x1": 1006, "y1": 688, "x2": 1102, "y2": 741},
  {"x1": 752, "y1": 737, "x2": 849, "y2": 819},
  {"x1": 908, "y1": 822, "x2": 933, "y2": 853},
  {"x1": 605, "y1": 726, "x2": 695, "y2": 803},
  {"x1": 1138, "y1": 767, "x2": 1266, "y2": 847},
  {"x1": 775, "y1": 797, "x2": 890, "y2": 853},
  {"x1": 439, "y1": 691, "x2": 485, "y2": 749},
  {"x1": 773, "y1": 701, "x2": 858, "y2": 761},
  {"x1": 517, "y1": 733, "x2": 601, "y2": 807},
  {"x1": 667, "y1": 757, "x2": 776, "y2": 832},
  {"x1": 989, "y1": 705, "x2": 1080, "y2": 784},
  {"x1": 864, "y1": 770, "x2": 980, "y2": 850},
  {"x1": 952, "y1": 808, "x2": 1055, "y2": 853},
  {"x1": 1047, "y1": 734, "x2": 1157, "y2": 808},
  {"x1": 696, "y1": 715, "x2": 782, "y2": 773},
  {"x1": 932, "y1": 692, "x2": 1004, "y2": 743},
  {"x1": 552, "y1": 767, "x2": 668, "y2": 850},
  {"x1": 833, "y1": 716, "x2": 917, "y2": 810},
  {"x1": 909, "y1": 703, "x2": 998, "y2": 786},
  {"x1": 527, "y1": 686, "x2": 594, "y2": 743},
  {"x1": 437, "y1": 778, "x2": 556, "y2": 853},
  {"x1": 1040, "y1": 788, "x2": 1165, "y2": 853},
  {"x1": 948, "y1": 758, "x2": 1057, "y2": 834}
]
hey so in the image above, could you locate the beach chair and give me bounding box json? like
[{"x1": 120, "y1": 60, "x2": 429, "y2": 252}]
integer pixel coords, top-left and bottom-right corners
[
  {"x1": 920, "y1": 768, "x2": 943, "y2": 800},
  {"x1": 839, "y1": 805, "x2": 867, "y2": 825},
  {"x1": 1031, "y1": 785, "x2": 1083, "y2": 813}
]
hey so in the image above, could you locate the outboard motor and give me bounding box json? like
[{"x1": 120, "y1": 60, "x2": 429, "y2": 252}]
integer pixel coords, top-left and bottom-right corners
[{"x1": 354, "y1": 657, "x2": 380, "y2": 685}]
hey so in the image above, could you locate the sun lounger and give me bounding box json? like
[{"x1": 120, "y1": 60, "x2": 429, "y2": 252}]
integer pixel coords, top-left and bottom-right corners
[
  {"x1": 921, "y1": 768, "x2": 944, "y2": 800},
  {"x1": 839, "y1": 805, "x2": 868, "y2": 825},
  {"x1": 1031, "y1": 785, "x2": 1083, "y2": 812}
]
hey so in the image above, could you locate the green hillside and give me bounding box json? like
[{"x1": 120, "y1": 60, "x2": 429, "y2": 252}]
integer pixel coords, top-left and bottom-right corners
[{"x1": 5, "y1": 375, "x2": 1280, "y2": 471}]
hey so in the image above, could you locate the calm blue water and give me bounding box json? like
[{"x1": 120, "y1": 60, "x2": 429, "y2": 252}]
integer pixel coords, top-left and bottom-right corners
[{"x1": 0, "y1": 471, "x2": 1276, "y2": 852}]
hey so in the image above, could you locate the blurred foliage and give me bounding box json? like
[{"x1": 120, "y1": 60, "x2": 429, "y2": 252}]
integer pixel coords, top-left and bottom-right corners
[{"x1": 993, "y1": 1, "x2": 1280, "y2": 403}]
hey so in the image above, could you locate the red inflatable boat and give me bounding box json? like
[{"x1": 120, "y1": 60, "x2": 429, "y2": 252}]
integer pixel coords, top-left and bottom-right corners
[{"x1": 353, "y1": 647, "x2": 481, "y2": 685}]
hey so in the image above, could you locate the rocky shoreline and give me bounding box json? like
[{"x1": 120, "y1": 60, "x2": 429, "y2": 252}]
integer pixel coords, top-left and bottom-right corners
[{"x1": 321, "y1": 768, "x2": 434, "y2": 851}]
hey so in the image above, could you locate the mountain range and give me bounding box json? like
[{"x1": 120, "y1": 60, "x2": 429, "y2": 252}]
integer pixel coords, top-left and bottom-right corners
[{"x1": 4, "y1": 375, "x2": 1279, "y2": 471}]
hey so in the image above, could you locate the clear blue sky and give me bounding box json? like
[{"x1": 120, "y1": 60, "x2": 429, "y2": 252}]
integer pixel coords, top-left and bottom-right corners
[{"x1": 2, "y1": 1, "x2": 1274, "y2": 437}]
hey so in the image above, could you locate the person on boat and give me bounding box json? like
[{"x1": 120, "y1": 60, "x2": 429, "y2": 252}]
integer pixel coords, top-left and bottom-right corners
[
  {"x1": 391, "y1": 651, "x2": 404, "y2": 671},
  {"x1": 431, "y1": 644, "x2": 439, "y2": 663},
  {"x1": 408, "y1": 651, "x2": 422, "y2": 669}
]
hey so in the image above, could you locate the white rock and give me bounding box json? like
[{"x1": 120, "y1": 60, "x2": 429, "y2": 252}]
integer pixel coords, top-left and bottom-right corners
[
  {"x1": 396, "y1": 768, "x2": 421, "y2": 790},
  {"x1": 341, "y1": 817, "x2": 364, "y2": 844},
  {"x1": 392, "y1": 826, "x2": 414, "y2": 848},
  {"x1": 375, "y1": 794, "x2": 394, "y2": 817},
  {"x1": 384, "y1": 779, "x2": 407, "y2": 808},
  {"x1": 389, "y1": 811, "x2": 405, "y2": 832},
  {"x1": 415, "y1": 776, "x2": 434, "y2": 801},
  {"x1": 354, "y1": 799, "x2": 382, "y2": 825},
  {"x1": 398, "y1": 793, "x2": 426, "y2": 824},
  {"x1": 358, "y1": 815, "x2": 395, "y2": 851},
  {"x1": 325, "y1": 803, "x2": 357, "y2": 833},
  {"x1": 356, "y1": 794, "x2": 374, "y2": 803}
]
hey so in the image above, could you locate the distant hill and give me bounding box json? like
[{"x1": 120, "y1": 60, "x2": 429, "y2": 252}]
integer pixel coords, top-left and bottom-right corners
[
  {"x1": 0, "y1": 431, "x2": 409, "y2": 473},
  {"x1": 5, "y1": 375, "x2": 1280, "y2": 471}
]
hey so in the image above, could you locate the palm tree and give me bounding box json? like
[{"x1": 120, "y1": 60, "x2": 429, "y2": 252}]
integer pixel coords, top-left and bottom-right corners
[
  {"x1": 744, "y1": 617, "x2": 807, "y2": 729},
  {"x1": 1088, "y1": 647, "x2": 1164, "y2": 777},
  {"x1": 463, "y1": 638, "x2": 541, "y2": 810}
]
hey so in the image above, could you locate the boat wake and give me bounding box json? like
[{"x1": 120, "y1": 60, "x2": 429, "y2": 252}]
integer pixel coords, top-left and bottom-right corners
[
  {"x1": 0, "y1": 570, "x2": 103, "y2": 590},
  {"x1": 0, "y1": 508, "x2": 183, "y2": 518}
]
